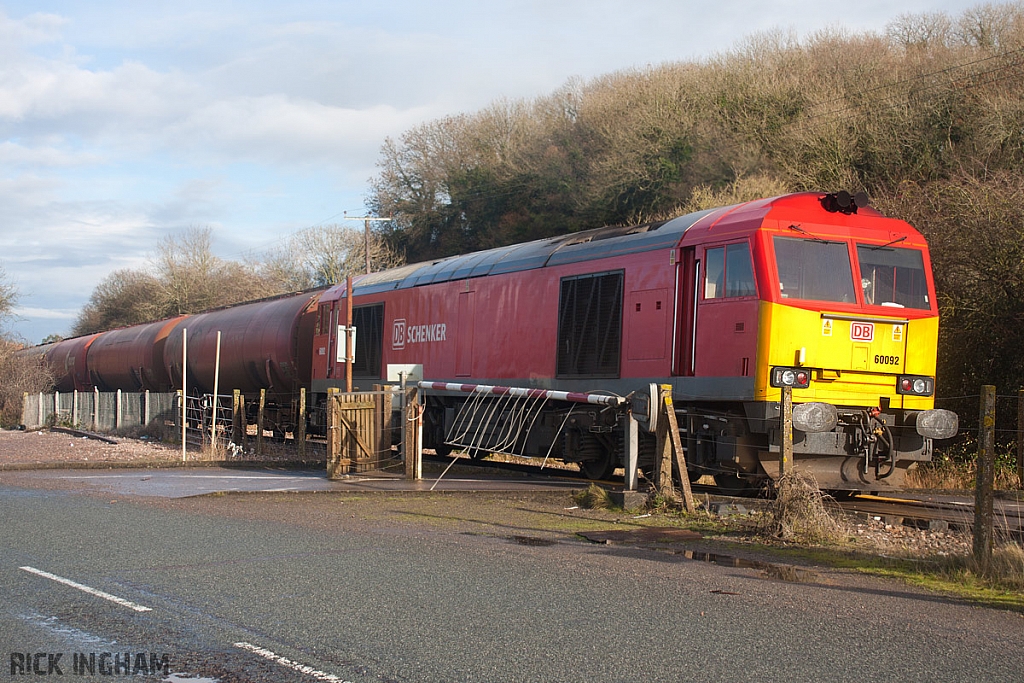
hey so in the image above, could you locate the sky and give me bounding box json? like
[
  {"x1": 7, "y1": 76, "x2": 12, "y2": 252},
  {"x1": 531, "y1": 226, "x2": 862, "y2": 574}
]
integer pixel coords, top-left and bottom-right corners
[{"x1": 0, "y1": 0, "x2": 987, "y2": 344}]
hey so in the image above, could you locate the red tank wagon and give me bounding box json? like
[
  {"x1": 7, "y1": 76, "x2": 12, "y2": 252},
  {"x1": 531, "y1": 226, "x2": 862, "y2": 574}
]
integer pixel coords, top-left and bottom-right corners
[
  {"x1": 86, "y1": 316, "x2": 186, "y2": 392},
  {"x1": 162, "y1": 291, "x2": 321, "y2": 397},
  {"x1": 43, "y1": 333, "x2": 101, "y2": 392}
]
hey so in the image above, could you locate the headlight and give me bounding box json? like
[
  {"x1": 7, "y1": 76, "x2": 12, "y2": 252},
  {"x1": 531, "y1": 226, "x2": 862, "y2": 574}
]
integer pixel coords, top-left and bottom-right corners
[
  {"x1": 897, "y1": 375, "x2": 934, "y2": 396},
  {"x1": 771, "y1": 367, "x2": 810, "y2": 389}
]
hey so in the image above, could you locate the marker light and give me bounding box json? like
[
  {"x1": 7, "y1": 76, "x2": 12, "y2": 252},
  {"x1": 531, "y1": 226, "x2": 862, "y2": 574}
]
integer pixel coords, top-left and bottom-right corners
[
  {"x1": 897, "y1": 375, "x2": 934, "y2": 396},
  {"x1": 771, "y1": 367, "x2": 811, "y2": 389}
]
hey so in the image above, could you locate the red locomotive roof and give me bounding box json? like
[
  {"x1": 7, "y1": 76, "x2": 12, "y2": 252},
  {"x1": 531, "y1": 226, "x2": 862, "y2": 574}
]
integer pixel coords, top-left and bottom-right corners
[{"x1": 322, "y1": 192, "x2": 916, "y2": 305}]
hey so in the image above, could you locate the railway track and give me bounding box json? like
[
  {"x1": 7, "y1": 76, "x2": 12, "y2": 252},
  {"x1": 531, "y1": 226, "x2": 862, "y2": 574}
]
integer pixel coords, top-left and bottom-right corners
[
  {"x1": 835, "y1": 494, "x2": 1024, "y2": 539},
  {"x1": 427, "y1": 452, "x2": 1024, "y2": 539}
]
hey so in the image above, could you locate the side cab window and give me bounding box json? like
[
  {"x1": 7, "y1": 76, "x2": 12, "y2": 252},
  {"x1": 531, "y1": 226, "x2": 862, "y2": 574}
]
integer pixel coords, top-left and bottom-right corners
[{"x1": 704, "y1": 242, "x2": 756, "y2": 300}]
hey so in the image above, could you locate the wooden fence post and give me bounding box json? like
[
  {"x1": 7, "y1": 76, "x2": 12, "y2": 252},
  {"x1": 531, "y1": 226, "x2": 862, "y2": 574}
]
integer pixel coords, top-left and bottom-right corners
[
  {"x1": 974, "y1": 385, "x2": 996, "y2": 572},
  {"x1": 1017, "y1": 388, "x2": 1023, "y2": 489},
  {"x1": 256, "y1": 388, "x2": 266, "y2": 457},
  {"x1": 374, "y1": 385, "x2": 393, "y2": 470},
  {"x1": 232, "y1": 390, "x2": 243, "y2": 448},
  {"x1": 780, "y1": 386, "x2": 794, "y2": 477},
  {"x1": 661, "y1": 385, "x2": 696, "y2": 513},
  {"x1": 326, "y1": 388, "x2": 345, "y2": 479},
  {"x1": 653, "y1": 395, "x2": 675, "y2": 501},
  {"x1": 298, "y1": 388, "x2": 307, "y2": 459}
]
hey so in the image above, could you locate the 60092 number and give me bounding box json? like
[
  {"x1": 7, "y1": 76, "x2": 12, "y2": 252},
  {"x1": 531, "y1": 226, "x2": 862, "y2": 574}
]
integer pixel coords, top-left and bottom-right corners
[{"x1": 874, "y1": 354, "x2": 900, "y2": 365}]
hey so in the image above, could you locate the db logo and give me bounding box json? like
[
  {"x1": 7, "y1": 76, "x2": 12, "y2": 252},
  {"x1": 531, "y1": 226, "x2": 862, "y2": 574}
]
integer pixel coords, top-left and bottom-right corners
[
  {"x1": 850, "y1": 322, "x2": 874, "y2": 342},
  {"x1": 392, "y1": 319, "x2": 406, "y2": 349}
]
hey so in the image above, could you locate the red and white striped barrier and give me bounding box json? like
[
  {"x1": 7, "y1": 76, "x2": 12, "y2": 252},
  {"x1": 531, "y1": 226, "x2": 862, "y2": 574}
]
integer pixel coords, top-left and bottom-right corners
[{"x1": 417, "y1": 381, "x2": 627, "y2": 407}]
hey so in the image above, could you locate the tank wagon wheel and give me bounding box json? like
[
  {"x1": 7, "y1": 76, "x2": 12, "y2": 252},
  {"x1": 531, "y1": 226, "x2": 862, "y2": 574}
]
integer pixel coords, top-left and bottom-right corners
[{"x1": 468, "y1": 448, "x2": 489, "y2": 461}]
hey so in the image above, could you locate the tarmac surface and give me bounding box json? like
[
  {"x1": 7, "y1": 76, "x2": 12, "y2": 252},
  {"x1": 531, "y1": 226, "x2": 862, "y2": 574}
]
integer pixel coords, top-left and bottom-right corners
[{"x1": 2, "y1": 465, "x2": 586, "y2": 498}]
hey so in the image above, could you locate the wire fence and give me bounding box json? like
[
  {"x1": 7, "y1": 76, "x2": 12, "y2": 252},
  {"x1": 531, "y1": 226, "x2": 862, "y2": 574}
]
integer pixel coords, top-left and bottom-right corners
[{"x1": 22, "y1": 390, "x2": 178, "y2": 436}]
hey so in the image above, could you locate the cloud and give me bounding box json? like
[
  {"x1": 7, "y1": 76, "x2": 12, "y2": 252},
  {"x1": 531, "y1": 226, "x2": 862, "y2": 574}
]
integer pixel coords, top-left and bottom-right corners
[
  {"x1": 170, "y1": 96, "x2": 437, "y2": 166},
  {"x1": 12, "y1": 305, "x2": 77, "y2": 321}
]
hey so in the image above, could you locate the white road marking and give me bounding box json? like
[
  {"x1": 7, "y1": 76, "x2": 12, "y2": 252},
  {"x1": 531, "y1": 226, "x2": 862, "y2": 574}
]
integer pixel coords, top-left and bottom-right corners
[
  {"x1": 19, "y1": 566, "x2": 153, "y2": 612},
  {"x1": 233, "y1": 642, "x2": 350, "y2": 682}
]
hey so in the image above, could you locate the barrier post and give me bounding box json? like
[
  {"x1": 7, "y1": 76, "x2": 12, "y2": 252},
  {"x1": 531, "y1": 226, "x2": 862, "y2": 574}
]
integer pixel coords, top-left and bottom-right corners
[
  {"x1": 974, "y1": 385, "x2": 996, "y2": 572},
  {"x1": 404, "y1": 387, "x2": 421, "y2": 480},
  {"x1": 624, "y1": 412, "x2": 639, "y2": 492}
]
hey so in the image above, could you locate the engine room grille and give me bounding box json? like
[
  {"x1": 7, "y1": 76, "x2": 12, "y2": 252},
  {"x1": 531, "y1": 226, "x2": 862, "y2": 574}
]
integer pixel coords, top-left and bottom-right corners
[{"x1": 557, "y1": 270, "x2": 623, "y2": 378}]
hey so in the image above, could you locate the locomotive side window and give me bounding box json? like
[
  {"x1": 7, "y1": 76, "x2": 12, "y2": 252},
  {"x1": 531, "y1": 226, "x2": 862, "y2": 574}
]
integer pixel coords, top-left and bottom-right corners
[
  {"x1": 774, "y1": 236, "x2": 856, "y2": 303},
  {"x1": 703, "y1": 243, "x2": 756, "y2": 299},
  {"x1": 352, "y1": 303, "x2": 384, "y2": 377},
  {"x1": 856, "y1": 245, "x2": 930, "y2": 309},
  {"x1": 557, "y1": 271, "x2": 623, "y2": 378}
]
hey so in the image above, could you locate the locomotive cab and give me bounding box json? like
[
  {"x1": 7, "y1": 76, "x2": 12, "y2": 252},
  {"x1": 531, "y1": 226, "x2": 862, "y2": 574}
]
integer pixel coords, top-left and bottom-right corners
[{"x1": 677, "y1": 192, "x2": 956, "y2": 490}]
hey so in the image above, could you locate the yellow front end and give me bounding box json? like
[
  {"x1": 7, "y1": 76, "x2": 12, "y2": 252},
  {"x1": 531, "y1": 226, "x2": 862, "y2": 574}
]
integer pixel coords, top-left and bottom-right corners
[{"x1": 754, "y1": 301, "x2": 939, "y2": 409}]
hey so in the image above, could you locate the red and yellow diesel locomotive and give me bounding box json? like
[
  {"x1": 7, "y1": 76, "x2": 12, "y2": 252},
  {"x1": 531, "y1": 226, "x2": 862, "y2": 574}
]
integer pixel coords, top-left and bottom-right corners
[{"x1": 29, "y1": 192, "x2": 957, "y2": 490}]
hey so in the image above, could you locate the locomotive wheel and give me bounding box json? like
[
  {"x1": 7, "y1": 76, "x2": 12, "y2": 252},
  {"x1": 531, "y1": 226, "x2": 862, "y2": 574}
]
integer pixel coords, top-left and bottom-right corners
[
  {"x1": 578, "y1": 434, "x2": 616, "y2": 480},
  {"x1": 579, "y1": 452, "x2": 615, "y2": 480},
  {"x1": 714, "y1": 473, "x2": 757, "y2": 495}
]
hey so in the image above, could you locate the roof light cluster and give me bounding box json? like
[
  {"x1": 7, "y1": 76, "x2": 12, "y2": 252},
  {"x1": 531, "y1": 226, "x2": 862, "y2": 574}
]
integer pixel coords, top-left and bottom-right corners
[{"x1": 821, "y1": 191, "x2": 869, "y2": 215}]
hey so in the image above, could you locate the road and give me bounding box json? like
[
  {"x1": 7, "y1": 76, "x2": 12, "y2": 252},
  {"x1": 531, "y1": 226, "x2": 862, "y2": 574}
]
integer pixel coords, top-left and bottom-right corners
[{"x1": 2, "y1": 473, "x2": 1023, "y2": 682}]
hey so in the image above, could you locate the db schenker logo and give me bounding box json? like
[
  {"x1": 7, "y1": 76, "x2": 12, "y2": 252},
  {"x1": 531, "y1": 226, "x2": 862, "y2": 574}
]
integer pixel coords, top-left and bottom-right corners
[
  {"x1": 392, "y1": 319, "x2": 407, "y2": 350},
  {"x1": 850, "y1": 321, "x2": 874, "y2": 342}
]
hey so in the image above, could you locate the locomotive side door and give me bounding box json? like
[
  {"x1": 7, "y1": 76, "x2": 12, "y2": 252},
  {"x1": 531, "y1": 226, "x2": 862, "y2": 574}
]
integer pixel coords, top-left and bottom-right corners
[{"x1": 674, "y1": 247, "x2": 699, "y2": 376}]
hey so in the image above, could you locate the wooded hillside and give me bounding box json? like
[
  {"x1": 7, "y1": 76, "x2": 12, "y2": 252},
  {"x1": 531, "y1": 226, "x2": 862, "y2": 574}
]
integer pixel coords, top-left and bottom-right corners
[{"x1": 368, "y1": 3, "x2": 1024, "y2": 399}]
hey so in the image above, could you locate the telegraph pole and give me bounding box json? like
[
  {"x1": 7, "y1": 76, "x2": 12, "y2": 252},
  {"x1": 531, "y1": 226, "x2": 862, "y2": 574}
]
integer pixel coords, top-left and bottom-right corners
[{"x1": 343, "y1": 213, "x2": 393, "y2": 274}]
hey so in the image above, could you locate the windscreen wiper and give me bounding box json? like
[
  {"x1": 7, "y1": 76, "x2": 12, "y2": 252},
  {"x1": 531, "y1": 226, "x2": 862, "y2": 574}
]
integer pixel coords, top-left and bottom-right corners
[
  {"x1": 787, "y1": 224, "x2": 838, "y2": 244},
  {"x1": 865, "y1": 235, "x2": 908, "y2": 250}
]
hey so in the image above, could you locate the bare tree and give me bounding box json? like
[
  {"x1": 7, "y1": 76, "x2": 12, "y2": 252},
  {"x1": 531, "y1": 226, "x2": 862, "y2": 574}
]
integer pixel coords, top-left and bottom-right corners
[
  {"x1": 0, "y1": 338, "x2": 53, "y2": 426},
  {"x1": 0, "y1": 263, "x2": 17, "y2": 333},
  {"x1": 73, "y1": 269, "x2": 163, "y2": 335},
  {"x1": 260, "y1": 225, "x2": 406, "y2": 289},
  {"x1": 0, "y1": 266, "x2": 53, "y2": 426},
  {"x1": 155, "y1": 227, "x2": 224, "y2": 315}
]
